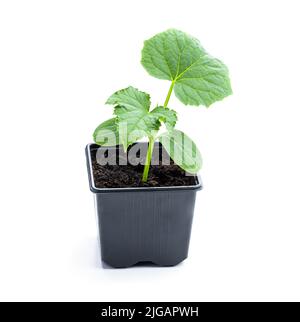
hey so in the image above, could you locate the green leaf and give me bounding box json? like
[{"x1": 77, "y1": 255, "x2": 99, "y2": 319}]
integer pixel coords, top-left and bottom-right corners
[
  {"x1": 106, "y1": 87, "x2": 159, "y2": 150},
  {"x1": 114, "y1": 104, "x2": 160, "y2": 150},
  {"x1": 159, "y1": 130, "x2": 202, "y2": 173},
  {"x1": 149, "y1": 106, "x2": 177, "y2": 132},
  {"x1": 106, "y1": 87, "x2": 178, "y2": 150},
  {"x1": 141, "y1": 29, "x2": 232, "y2": 107},
  {"x1": 106, "y1": 86, "x2": 151, "y2": 111},
  {"x1": 93, "y1": 118, "x2": 119, "y2": 146}
]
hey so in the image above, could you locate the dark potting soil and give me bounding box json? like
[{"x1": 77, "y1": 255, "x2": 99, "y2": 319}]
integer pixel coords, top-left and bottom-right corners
[{"x1": 91, "y1": 153, "x2": 197, "y2": 188}]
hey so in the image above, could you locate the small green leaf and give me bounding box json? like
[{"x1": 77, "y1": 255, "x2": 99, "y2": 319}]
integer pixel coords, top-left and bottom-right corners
[
  {"x1": 106, "y1": 86, "x2": 151, "y2": 111},
  {"x1": 159, "y1": 130, "x2": 202, "y2": 173},
  {"x1": 114, "y1": 105, "x2": 160, "y2": 149},
  {"x1": 106, "y1": 87, "x2": 160, "y2": 150},
  {"x1": 93, "y1": 118, "x2": 119, "y2": 146},
  {"x1": 141, "y1": 29, "x2": 232, "y2": 107},
  {"x1": 150, "y1": 106, "x2": 177, "y2": 131}
]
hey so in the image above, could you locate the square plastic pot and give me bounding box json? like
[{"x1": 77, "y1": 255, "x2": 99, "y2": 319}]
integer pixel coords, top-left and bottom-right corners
[{"x1": 86, "y1": 143, "x2": 202, "y2": 268}]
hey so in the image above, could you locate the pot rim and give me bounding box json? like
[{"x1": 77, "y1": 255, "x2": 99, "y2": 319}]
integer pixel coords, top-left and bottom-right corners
[{"x1": 86, "y1": 143, "x2": 203, "y2": 193}]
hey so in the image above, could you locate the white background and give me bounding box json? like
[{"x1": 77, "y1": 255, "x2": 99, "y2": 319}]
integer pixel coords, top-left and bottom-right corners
[{"x1": 0, "y1": 0, "x2": 300, "y2": 301}]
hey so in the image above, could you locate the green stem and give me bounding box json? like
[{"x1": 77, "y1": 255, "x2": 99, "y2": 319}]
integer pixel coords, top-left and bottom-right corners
[
  {"x1": 142, "y1": 81, "x2": 175, "y2": 182},
  {"x1": 142, "y1": 137, "x2": 155, "y2": 182},
  {"x1": 163, "y1": 81, "x2": 175, "y2": 107}
]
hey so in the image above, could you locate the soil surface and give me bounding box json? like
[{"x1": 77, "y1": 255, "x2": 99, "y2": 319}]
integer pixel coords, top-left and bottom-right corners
[{"x1": 91, "y1": 152, "x2": 197, "y2": 188}]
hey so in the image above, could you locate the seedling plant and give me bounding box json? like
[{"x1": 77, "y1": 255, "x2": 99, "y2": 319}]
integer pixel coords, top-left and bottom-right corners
[{"x1": 93, "y1": 29, "x2": 232, "y2": 182}]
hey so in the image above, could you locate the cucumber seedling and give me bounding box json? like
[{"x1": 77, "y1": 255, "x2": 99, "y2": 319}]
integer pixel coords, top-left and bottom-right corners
[{"x1": 93, "y1": 29, "x2": 232, "y2": 182}]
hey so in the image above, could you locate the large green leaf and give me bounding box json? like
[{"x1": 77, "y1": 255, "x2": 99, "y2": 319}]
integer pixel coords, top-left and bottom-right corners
[
  {"x1": 106, "y1": 87, "x2": 177, "y2": 150},
  {"x1": 159, "y1": 130, "x2": 202, "y2": 173},
  {"x1": 141, "y1": 29, "x2": 232, "y2": 107},
  {"x1": 93, "y1": 118, "x2": 119, "y2": 146}
]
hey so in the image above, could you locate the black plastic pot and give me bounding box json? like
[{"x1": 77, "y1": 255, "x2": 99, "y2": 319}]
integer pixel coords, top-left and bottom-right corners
[{"x1": 86, "y1": 143, "x2": 202, "y2": 268}]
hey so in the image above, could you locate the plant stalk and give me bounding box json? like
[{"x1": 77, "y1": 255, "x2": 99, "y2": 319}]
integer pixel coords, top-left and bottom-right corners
[
  {"x1": 142, "y1": 137, "x2": 155, "y2": 182},
  {"x1": 163, "y1": 81, "x2": 175, "y2": 107},
  {"x1": 142, "y1": 81, "x2": 175, "y2": 182}
]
